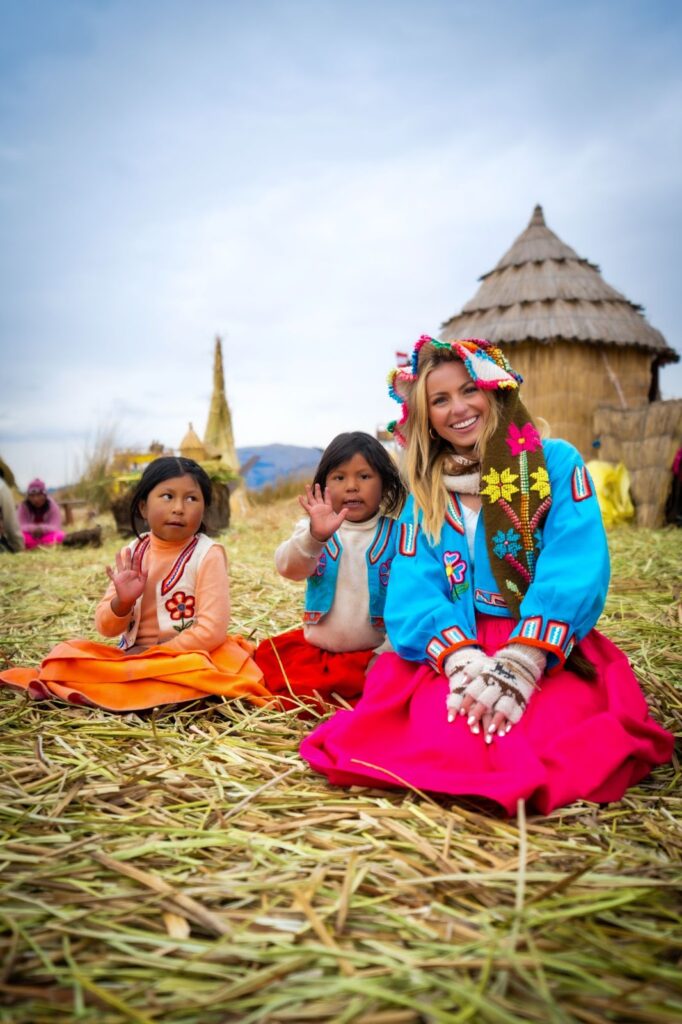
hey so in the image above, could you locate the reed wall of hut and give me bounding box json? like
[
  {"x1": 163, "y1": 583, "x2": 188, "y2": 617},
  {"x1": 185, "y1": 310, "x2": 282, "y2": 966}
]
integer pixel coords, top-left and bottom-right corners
[
  {"x1": 510, "y1": 341, "x2": 655, "y2": 458},
  {"x1": 592, "y1": 400, "x2": 681, "y2": 528}
]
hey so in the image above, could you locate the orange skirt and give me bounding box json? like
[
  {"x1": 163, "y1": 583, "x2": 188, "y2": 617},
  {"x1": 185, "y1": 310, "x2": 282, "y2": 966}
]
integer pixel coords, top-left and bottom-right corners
[{"x1": 0, "y1": 636, "x2": 271, "y2": 712}]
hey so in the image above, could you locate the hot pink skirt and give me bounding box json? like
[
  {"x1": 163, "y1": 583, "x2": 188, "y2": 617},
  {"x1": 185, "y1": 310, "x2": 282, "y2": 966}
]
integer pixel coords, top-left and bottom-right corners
[
  {"x1": 23, "y1": 529, "x2": 65, "y2": 549},
  {"x1": 300, "y1": 615, "x2": 674, "y2": 815}
]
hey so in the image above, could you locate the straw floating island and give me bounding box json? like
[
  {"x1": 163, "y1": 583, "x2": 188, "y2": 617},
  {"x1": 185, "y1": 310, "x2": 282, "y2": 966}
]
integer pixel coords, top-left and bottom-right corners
[{"x1": 0, "y1": 500, "x2": 680, "y2": 1022}]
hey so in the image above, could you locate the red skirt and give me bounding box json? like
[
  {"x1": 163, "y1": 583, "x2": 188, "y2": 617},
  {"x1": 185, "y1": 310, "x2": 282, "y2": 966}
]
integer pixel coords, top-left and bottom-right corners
[
  {"x1": 254, "y1": 628, "x2": 375, "y2": 709},
  {"x1": 300, "y1": 615, "x2": 674, "y2": 815}
]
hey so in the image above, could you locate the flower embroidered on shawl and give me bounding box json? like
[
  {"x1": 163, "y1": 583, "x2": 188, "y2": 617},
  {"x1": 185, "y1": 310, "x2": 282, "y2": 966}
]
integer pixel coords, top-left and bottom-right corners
[
  {"x1": 492, "y1": 528, "x2": 522, "y2": 559},
  {"x1": 480, "y1": 467, "x2": 519, "y2": 503},
  {"x1": 165, "y1": 592, "x2": 195, "y2": 631},
  {"x1": 443, "y1": 551, "x2": 469, "y2": 600},
  {"x1": 530, "y1": 466, "x2": 550, "y2": 500},
  {"x1": 506, "y1": 422, "x2": 541, "y2": 456},
  {"x1": 379, "y1": 558, "x2": 392, "y2": 586}
]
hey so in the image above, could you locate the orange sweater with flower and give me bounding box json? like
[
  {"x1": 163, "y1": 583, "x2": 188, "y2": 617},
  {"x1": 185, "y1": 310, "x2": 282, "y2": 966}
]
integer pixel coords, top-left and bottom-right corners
[{"x1": 95, "y1": 533, "x2": 230, "y2": 653}]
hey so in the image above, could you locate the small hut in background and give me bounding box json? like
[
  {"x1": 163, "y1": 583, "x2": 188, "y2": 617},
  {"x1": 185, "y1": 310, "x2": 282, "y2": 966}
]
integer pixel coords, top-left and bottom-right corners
[
  {"x1": 203, "y1": 336, "x2": 239, "y2": 472},
  {"x1": 440, "y1": 205, "x2": 680, "y2": 526},
  {"x1": 179, "y1": 423, "x2": 208, "y2": 463}
]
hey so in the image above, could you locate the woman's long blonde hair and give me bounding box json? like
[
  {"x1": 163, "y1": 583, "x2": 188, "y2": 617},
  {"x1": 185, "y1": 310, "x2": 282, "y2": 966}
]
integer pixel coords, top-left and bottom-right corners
[{"x1": 404, "y1": 346, "x2": 502, "y2": 544}]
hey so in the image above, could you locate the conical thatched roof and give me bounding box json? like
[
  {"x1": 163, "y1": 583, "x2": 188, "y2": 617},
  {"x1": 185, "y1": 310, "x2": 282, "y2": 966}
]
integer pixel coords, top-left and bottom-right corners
[
  {"x1": 203, "y1": 336, "x2": 239, "y2": 472},
  {"x1": 179, "y1": 422, "x2": 208, "y2": 462},
  {"x1": 441, "y1": 205, "x2": 677, "y2": 362}
]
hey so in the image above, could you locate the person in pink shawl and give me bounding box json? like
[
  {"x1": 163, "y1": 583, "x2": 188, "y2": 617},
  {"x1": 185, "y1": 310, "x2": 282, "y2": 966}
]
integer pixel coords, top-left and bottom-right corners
[
  {"x1": 18, "y1": 478, "x2": 65, "y2": 549},
  {"x1": 300, "y1": 336, "x2": 673, "y2": 815}
]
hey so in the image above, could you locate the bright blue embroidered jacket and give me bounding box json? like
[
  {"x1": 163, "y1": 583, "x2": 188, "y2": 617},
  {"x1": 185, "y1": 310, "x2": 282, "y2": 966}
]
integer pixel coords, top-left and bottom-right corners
[
  {"x1": 385, "y1": 439, "x2": 609, "y2": 674},
  {"x1": 304, "y1": 515, "x2": 397, "y2": 630}
]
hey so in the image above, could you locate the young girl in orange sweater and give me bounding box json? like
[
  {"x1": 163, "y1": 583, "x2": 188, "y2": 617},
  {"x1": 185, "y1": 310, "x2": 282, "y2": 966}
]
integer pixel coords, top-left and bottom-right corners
[{"x1": 0, "y1": 457, "x2": 269, "y2": 711}]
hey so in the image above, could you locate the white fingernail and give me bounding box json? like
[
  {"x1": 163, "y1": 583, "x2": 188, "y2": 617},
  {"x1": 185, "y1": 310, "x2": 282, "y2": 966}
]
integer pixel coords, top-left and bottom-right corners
[
  {"x1": 447, "y1": 713, "x2": 454, "y2": 723},
  {"x1": 488, "y1": 724, "x2": 496, "y2": 734},
  {"x1": 485, "y1": 734, "x2": 493, "y2": 744},
  {"x1": 467, "y1": 715, "x2": 476, "y2": 725},
  {"x1": 459, "y1": 708, "x2": 466, "y2": 716},
  {"x1": 471, "y1": 725, "x2": 479, "y2": 735}
]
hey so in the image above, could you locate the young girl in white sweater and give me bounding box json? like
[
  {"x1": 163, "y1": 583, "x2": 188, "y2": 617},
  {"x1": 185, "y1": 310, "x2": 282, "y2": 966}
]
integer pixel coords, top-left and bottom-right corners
[{"x1": 255, "y1": 432, "x2": 406, "y2": 708}]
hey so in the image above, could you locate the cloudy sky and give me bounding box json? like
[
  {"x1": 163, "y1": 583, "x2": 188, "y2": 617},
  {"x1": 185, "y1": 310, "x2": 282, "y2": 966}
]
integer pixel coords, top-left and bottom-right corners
[{"x1": 1, "y1": 0, "x2": 681, "y2": 489}]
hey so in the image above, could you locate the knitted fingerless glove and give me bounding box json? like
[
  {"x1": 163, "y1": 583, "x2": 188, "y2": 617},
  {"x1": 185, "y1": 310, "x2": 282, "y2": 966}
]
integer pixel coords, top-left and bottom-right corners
[
  {"x1": 444, "y1": 647, "x2": 490, "y2": 721},
  {"x1": 475, "y1": 645, "x2": 547, "y2": 724}
]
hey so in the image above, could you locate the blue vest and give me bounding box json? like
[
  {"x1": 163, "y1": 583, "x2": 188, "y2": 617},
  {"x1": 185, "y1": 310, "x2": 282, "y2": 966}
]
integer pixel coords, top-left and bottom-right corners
[
  {"x1": 303, "y1": 516, "x2": 397, "y2": 630},
  {"x1": 386, "y1": 439, "x2": 610, "y2": 674}
]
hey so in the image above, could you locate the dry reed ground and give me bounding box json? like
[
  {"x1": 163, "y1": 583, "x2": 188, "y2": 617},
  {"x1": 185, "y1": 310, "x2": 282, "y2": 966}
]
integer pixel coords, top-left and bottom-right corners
[{"x1": 0, "y1": 500, "x2": 680, "y2": 1024}]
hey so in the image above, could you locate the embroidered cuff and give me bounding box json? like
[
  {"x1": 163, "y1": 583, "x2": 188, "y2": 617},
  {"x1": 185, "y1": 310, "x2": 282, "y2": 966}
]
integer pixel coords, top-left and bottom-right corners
[
  {"x1": 425, "y1": 625, "x2": 477, "y2": 673},
  {"x1": 511, "y1": 615, "x2": 575, "y2": 674}
]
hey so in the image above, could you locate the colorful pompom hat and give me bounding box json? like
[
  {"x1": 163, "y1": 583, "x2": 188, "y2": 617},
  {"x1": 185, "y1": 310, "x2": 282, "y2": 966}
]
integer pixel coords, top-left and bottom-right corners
[{"x1": 387, "y1": 336, "x2": 523, "y2": 447}]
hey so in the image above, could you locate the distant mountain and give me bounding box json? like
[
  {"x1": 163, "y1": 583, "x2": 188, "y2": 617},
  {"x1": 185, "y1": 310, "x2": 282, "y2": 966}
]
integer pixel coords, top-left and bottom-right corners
[{"x1": 236, "y1": 444, "x2": 322, "y2": 490}]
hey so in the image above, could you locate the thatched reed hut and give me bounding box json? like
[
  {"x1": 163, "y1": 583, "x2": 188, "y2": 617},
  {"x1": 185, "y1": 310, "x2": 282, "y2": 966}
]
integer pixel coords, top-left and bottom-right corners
[
  {"x1": 179, "y1": 423, "x2": 208, "y2": 463},
  {"x1": 440, "y1": 205, "x2": 679, "y2": 460}
]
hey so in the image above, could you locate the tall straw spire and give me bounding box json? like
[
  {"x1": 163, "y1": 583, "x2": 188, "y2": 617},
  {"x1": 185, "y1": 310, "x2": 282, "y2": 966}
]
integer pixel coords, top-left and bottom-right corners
[{"x1": 203, "y1": 336, "x2": 238, "y2": 471}]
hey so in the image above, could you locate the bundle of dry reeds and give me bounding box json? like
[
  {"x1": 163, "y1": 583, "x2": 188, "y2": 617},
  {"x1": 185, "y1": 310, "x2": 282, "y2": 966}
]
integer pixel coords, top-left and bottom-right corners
[
  {"x1": 595, "y1": 399, "x2": 682, "y2": 528},
  {"x1": 0, "y1": 503, "x2": 680, "y2": 1023}
]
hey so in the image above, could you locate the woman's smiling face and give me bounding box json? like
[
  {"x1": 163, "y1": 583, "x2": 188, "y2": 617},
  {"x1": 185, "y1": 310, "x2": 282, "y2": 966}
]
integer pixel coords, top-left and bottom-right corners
[{"x1": 426, "y1": 360, "x2": 490, "y2": 455}]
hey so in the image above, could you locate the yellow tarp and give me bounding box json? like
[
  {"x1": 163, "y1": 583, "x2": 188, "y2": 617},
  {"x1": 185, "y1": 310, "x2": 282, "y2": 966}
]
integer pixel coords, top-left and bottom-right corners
[{"x1": 586, "y1": 460, "x2": 635, "y2": 528}]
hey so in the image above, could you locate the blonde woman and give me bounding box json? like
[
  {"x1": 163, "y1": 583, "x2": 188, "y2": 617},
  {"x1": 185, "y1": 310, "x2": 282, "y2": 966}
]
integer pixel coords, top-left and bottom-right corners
[{"x1": 301, "y1": 337, "x2": 673, "y2": 815}]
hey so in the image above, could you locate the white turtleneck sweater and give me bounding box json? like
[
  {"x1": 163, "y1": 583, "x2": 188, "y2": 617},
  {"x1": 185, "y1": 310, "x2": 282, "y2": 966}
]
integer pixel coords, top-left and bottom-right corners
[
  {"x1": 461, "y1": 505, "x2": 479, "y2": 568},
  {"x1": 275, "y1": 512, "x2": 390, "y2": 654},
  {"x1": 442, "y1": 471, "x2": 481, "y2": 569}
]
